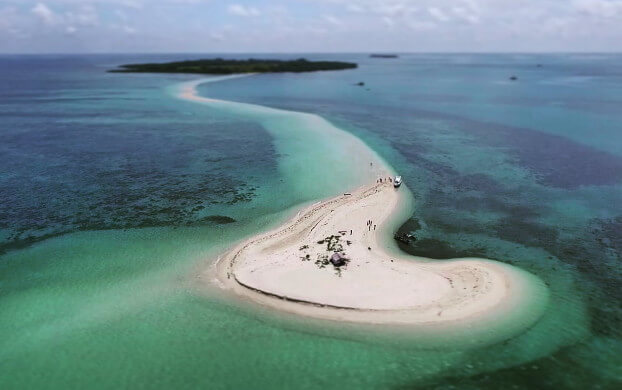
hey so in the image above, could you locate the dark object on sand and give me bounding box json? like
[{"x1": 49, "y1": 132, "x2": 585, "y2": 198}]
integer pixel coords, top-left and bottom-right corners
[{"x1": 330, "y1": 253, "x2": 348, "y2": 267}]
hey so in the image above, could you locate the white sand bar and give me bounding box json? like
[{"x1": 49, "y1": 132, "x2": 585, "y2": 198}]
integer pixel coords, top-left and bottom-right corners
[
  {"x1": 210, "y1": 181, "x2": 537, "y2": 325},
  {"x1": 180, "y1": 77, "x2": 545, "y2": 328}
]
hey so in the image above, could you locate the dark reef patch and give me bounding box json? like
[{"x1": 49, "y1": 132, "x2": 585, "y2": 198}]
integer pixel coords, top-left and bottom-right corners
[
  {"x1": 494, "y1": 217, "x2": 560, "y2": 248},
  {"x1": 416, "y1": 110, "x2": 622, "y2": 189},
  {"x1": 194, "y1": 215, "x2": 237, "y2": 225},
  {"x1": 0, "y1": 115, "x2": 276, "y2": 255},
  {"x1": 393, "y1": 341, "x2": 621, "y2": 390},
  {"x1": 464, "y1": 121, "x2": 622, "y2": 189},
  {"x1": 396, "y1": 236, "x2": 487, "y2": 259}
]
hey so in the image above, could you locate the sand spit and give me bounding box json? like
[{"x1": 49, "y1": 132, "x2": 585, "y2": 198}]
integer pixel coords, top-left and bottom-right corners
[
  {"x1": 204, "y1": 181, "x2": 539, "y2": 326},
  {"x1": 178, "y1": 76, "x2": 546, "y2": 328}
]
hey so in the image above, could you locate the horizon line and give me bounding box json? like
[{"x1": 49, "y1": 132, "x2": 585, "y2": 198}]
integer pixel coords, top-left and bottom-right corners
[{"x1": 1, "y1": 51, "x2": 622, "y2": 56}]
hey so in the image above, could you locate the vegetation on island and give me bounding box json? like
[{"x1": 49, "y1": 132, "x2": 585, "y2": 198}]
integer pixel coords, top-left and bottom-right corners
[
  {"x1": 370, "y1": 54, "x2": 398, "y2": 58},
  {"x1": 298, "y1": 231, "x2": 351, "y2": 277},
  {"x1": 109, "y1": 58, "x2": 358, "y2": 75}
]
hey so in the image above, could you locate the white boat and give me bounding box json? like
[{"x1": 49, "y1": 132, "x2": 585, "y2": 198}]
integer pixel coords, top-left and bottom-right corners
[{"x1": 394, "y1": 175, "x2": 402, "y2": 188}]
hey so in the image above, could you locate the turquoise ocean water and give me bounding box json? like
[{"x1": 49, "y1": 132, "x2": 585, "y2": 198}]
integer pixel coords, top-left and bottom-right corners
[{"x1": 1, "y1": 54, "x2": 621, "y2": 389}]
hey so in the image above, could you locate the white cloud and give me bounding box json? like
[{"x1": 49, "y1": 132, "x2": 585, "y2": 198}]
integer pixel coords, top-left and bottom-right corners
[
  {"x1": 346, "y1": 4, "x2": 364, "y2": 13},
  {"x1": 382, "y1": 16, "x2": 394, "y2": 28},
  {"x1": 408, "y1": 20, "x2": 436, "y2": 31},
  {"x1": 452, "y1": 6, "x2": 479, "y2": 24},
  {"x1": 65, "y1": 5, "x2": 99, "y2": 27},
  {"x1": 30, "y1": 2, "x2": 100, "y2": 29},
  {"x1": 209, "y1": 31, "x2": 225, "y2": 41},
  {"x1": 228, "y1": 4, "x2": 260, "y2": 17},
  {"x1": 428, "y1": 7, "x2": 450, "y2": 22},
  {"x1": 0, "y1": 6, "x2": 21, "y2": 35},
  {"x1": 541, "y1": 16, "x2": 572, "y2": 34},
  {"x1": 323, "y1": 15, "x2": 343, "y2": 26},
  {"x1": 115, "y1": 9, "x2": 129, "y2": 22},
  {"x1": 3, "y1": 0, "x2": 622, "y2": 52},
  {"x1": 31, "y1": 3, "x2": 57, "y2": 25},
  {"x1": 573, "y1": 0, "x2": 622, "y2": 18},
  {"x1": 373, "y1": 3, "x2": 408, "y2": 17}
]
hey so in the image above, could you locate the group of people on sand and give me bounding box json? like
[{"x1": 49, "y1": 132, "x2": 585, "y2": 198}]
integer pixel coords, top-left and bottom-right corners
[
  {"x1": 376, "y1": 177, "x2": 393, "y2": 184},
  {"x1": 366, "y1": 219, "x2": 376, "y2": 231},
  {"x1": 370, "y1": 162, "x2": 393, "y2": 184}
]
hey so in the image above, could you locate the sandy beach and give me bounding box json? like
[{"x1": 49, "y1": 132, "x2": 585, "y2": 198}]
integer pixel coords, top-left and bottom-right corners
[{"x1": 202, "y1": 179, "x2": 538, "y2": 326}]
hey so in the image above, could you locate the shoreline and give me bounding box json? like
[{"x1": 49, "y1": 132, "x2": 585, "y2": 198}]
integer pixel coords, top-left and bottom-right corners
[{"x1": 178, "y1": 76, "x2": 548, "y2": 332}]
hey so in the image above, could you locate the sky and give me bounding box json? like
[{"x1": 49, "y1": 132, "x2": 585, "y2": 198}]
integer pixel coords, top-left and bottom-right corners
[{"x1": 1, "y1": 0, "x2": 622, "y2": 53}]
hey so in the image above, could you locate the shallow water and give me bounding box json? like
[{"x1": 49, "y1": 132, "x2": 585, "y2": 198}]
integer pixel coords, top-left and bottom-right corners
[{"x1": 1, "y1": 54, "x2": 621, "y2": 389}]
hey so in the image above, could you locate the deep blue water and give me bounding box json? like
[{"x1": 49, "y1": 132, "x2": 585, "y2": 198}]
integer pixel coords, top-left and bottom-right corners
[{"x1": 1, "y1": 54, "x2": 621, "y2": 389}]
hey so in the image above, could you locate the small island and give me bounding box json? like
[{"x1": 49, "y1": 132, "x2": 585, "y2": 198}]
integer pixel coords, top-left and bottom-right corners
[
  {"x1": 370, "y1": 54, "x2": 398, "y2": 58},
  {"x1": 109, "y1": 58, "x2": 357, "y2": 75}
]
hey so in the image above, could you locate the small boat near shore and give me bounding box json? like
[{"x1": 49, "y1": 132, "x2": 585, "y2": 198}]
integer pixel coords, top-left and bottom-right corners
[{"x1": 394, "y1": 175, "x2": 402, "y2": 188}]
